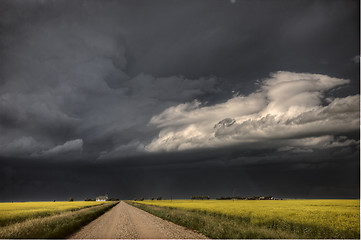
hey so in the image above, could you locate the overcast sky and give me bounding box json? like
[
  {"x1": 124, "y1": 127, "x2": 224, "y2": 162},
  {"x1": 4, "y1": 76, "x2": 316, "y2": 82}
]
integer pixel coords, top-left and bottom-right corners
[{"x1": 0, "y1": 0, "x2": 359, "y2": 201}]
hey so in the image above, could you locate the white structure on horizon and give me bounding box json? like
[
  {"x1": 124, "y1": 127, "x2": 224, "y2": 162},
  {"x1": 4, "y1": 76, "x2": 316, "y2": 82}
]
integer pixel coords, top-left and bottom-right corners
[{"x1": 96, "y1": 193, "x2": 108, "y2": 201}]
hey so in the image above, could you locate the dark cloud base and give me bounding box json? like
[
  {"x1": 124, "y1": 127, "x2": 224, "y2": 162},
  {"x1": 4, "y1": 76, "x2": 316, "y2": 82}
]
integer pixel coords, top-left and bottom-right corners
[{"x1": 1, "y1": 141, "x2": 359, "y2": 201}]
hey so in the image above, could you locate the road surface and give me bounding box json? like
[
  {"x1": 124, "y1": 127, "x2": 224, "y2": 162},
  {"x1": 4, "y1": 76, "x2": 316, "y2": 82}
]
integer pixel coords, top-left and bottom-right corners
[{"x1": 69, "y1": 201, "x2": 207, "y2": 239}]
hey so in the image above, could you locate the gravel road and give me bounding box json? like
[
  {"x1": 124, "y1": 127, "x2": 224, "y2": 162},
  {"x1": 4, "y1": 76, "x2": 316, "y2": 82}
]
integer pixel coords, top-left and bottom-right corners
[{"x1": 69, "y1": 201, "x2": 207, "y2": 239}]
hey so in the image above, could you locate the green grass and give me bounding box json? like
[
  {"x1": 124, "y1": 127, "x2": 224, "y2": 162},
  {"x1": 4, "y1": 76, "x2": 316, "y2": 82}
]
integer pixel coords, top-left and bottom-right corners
[
  {"x1": 0, "y1": 201, "x2": 118, "y2": 238},
  {"x1": 129, "y1": 199, "x2": 360, "y2": 239}
]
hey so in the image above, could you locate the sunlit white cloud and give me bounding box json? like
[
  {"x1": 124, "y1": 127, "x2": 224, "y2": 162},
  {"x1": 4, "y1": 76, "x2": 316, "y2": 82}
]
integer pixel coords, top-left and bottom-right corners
[{"x1": 145, "y1": 71, "x2": 359, "y2": 152}]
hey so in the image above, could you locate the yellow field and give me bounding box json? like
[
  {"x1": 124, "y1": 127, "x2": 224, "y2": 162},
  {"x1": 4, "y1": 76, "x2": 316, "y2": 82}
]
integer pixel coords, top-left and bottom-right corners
[
  {"x1": 136, "y1": 199, "x2": 360, "y2": 237},
  {"x1": 0, "y1": 201, "x2": 105, "y2": 226}
]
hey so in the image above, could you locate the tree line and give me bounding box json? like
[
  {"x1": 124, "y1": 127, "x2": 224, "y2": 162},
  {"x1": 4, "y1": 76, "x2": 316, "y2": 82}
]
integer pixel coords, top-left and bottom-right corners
[
  {"x1": 216, "y1": 196, "x2": 282, "y2": 200},
  {"x1": 133, "y1": 195, "x2": 282, "y2": 201}
]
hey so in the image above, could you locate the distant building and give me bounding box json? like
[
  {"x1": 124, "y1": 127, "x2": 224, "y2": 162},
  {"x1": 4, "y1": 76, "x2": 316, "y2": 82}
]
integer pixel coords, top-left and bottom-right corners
[{"x1": 96, "y1": 193, "x2": 108, "y2": 201}]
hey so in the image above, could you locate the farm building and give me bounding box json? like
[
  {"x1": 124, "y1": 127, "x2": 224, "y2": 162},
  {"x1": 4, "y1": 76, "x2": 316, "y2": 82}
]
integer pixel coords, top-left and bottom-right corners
[{"x1": 96, "y1": 193, "x2": 108, "y2": 201}]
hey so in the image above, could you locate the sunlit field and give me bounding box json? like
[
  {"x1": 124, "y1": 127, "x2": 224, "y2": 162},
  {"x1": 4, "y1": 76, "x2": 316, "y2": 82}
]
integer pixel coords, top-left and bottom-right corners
[
  {"x1": 132, "y1": 199, "x2": 360, "y2": 239},
  {"x1": 0, "y1": 201, "x2": 118, "y2": 238},
  {"x1": 0, "y1": 201, "x2": 105, "y2": 226}
]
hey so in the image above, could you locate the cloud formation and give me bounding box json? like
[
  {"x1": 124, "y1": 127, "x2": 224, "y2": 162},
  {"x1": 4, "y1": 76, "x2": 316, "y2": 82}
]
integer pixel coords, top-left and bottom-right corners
[
  {"x1": 0, "y1": 136, "x2": 43, "y2": 156},
  {"x1": 0, "y1": 2, "x2": 219, "y2": 159},
  {"x1": 0, "y1": 1, "x2": 358, "y2": 201},
  {"x1": 39, "y1": 139, "x2": 83, "y2": 158},
  {"x1": 146, "y1": 71, "x2": 359, "y2": 152},
  {"x1": 0, "y1": 1, "x2": 358, "y2": 162}
]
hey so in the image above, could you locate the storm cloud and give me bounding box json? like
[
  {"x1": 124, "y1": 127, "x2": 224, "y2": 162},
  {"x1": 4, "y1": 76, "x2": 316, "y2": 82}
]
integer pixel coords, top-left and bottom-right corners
[{"x1": 0, "y1": 0, "x2": 359, "y2": 200}]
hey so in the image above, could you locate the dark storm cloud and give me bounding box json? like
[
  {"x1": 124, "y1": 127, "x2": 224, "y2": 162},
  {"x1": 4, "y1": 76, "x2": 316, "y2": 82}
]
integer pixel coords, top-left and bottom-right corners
[
  {"x1": 0, "y1": 0, "x2": 224, "y2": 158},
  {"x1": 0, "y1": 142, "x2": 359, "y2": 201},
  {"x1": 0, "y1": 0, "x2": 359, "y2": 200}
]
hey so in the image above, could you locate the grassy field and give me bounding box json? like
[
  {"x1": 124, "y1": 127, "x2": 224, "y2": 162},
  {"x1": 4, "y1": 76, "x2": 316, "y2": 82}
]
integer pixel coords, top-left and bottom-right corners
[
  {"x1": 0, "y1": 201, "x2": 118, "y2": 238},
  {"x1": 131, "y1": 199, "x2": 360, "y2": 239},
  {"x1": 0, "y1": 201, "x2": 106, "y2": 226}
]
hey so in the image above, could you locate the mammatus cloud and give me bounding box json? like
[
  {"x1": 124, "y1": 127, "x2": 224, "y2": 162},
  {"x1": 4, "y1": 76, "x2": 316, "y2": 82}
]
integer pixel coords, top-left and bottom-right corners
[{"x1": 145, "y1": 71, "x2": 359, "y2": 152}]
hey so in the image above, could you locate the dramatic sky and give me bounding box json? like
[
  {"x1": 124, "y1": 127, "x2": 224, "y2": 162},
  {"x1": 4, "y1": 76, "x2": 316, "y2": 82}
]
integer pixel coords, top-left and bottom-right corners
[{"x1": 0, "y1": 0, "x2": 359, "y2": 201}]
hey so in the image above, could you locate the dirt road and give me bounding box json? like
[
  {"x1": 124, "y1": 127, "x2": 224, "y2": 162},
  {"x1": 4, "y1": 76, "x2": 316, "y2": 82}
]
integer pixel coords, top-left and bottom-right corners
[{"x1": 69, "y1": 201, "x2": 206, "y2": 239}]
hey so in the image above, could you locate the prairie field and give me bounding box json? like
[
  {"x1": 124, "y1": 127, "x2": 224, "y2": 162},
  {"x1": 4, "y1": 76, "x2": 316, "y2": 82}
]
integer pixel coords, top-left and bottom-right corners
[
  {"x1": 0, "y1": 201, "x2": 105, "y2": 226},
  {"x1": 0, "y1": 201, "x2": 118, "y2": 238},
  {"x1": 132, "y1": 199, "x2": 360, "y2": 239}
]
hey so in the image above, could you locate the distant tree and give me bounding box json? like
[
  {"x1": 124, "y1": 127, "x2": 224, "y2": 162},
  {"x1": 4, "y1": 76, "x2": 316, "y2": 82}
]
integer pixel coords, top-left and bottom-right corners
[
  {"x1": 68, "y1": 197, "x2": 74, "y2": 202},
  {"x1": 191, "y1": 195, "x2": 210, "y2": 200},
  {"x1": 246, "y1": 196, "x2": 256, "y2": 200},
  {"x1": 236, "y1": 196, "x2": 246, "y2": 200},
  {"x1": 216, "y1": 196, "x2": 232, "y2": 200},
  {"x1": 140, "y1": 198, "x2": 144, "y2": 201},
  {"x1": 151, "y1": 197, "x2": 154, "y2": 200},
  {"x1": 156, "y1": 196, "x2": 162, "y2": 200},
  {"x1": 53, "y1": 200, "x2": 56, "y2": 202}
]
